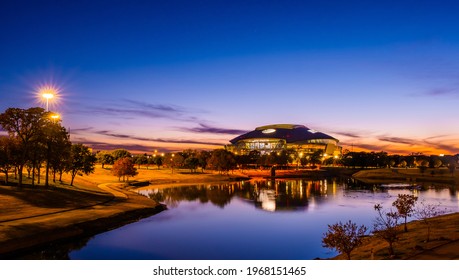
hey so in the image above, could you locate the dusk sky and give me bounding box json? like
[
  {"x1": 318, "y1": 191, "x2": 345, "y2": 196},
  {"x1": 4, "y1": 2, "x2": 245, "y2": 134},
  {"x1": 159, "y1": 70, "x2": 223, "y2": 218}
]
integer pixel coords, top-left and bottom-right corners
[{"x1": 1, "y1": 0, "x2": 459, "y2": 154}]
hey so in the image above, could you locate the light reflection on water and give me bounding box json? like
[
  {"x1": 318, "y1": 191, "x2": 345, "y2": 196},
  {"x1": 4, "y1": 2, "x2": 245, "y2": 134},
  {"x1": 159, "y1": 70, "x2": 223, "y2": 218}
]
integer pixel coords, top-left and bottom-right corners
[{"x1": 52, "y1": 179, "x2": 459, "y2": 259}]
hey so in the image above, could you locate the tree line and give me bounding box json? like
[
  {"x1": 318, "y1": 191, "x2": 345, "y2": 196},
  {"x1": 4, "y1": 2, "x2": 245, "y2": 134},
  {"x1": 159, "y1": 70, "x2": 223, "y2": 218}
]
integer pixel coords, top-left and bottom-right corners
[
  {"x1": 0, "y1": 107, "x2": 96, "y2": 187},
  {"x1": 340, "y1": 150, "x2": 458, "y2": 171}
]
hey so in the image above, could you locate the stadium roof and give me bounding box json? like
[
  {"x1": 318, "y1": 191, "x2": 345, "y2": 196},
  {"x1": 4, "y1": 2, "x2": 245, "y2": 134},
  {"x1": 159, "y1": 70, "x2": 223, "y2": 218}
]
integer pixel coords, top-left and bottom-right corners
[{"x1": 229, "y1": 124, "x2": 338, "y2": 144}]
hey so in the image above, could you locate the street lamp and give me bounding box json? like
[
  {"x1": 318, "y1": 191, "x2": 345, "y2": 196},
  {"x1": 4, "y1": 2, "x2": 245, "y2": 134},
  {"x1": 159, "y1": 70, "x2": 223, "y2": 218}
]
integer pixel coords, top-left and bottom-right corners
[{"x1": 41, "y1": 90, "x2": 54, "y2": 111}]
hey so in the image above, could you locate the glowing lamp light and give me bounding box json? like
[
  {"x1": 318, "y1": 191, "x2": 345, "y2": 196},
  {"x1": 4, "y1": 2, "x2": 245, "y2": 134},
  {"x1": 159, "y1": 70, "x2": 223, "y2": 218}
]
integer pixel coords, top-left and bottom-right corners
[
  {"x1": 39, "y1": 86, "x2": 57, "y2": 111},
  {"x1": 51, "y1": 114, "x2": 60, "y2": 120},
  {"x1": 42, "y1": 92, "x2": 54, "y2": 99}
]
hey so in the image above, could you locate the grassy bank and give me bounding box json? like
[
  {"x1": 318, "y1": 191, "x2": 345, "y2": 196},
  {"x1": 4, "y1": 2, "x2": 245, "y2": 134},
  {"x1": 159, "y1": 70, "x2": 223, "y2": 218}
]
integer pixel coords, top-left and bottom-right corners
[
  {"x1": 353, "y1": 168, "x2": 459, "y2": 184},
  {"x1": 332, "y1": 212, "x2": 459, "y2": 260}
]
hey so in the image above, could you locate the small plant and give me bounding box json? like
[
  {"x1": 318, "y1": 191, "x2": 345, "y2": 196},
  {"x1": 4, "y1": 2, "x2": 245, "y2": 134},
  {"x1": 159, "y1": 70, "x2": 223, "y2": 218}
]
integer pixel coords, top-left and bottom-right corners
[
  {"x1": 373, "y1": 204, "x2": 401, "y2": 257},
  {"x1": 322, "y1": 220, "x2": 367, "y2": 260},
  {"x1": 392, "y1": 194, "x2": 418, "y2": 232},
  {"x1": 415, "y1": 200, "x2": 445, "y2": 242}
]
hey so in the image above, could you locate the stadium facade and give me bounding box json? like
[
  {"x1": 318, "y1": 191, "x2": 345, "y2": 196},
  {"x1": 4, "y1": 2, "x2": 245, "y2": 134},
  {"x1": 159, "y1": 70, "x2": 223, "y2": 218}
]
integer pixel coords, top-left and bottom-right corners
[{"x1": 227, "y1": 124, "x2": 341, "y2": 158}]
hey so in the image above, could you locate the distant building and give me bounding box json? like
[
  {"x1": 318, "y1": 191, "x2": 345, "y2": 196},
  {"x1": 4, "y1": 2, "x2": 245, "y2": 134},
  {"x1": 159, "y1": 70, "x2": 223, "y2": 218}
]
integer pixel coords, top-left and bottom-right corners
[{"x1": 226, "y1": 124, "x2": 341, "y2": 158}]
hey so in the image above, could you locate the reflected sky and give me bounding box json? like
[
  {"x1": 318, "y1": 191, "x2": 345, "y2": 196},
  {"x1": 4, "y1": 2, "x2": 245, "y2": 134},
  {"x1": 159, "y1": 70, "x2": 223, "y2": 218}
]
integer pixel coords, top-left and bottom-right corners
[{"x1": 64, "y1": 179, "x2": 459, "y2": 260}]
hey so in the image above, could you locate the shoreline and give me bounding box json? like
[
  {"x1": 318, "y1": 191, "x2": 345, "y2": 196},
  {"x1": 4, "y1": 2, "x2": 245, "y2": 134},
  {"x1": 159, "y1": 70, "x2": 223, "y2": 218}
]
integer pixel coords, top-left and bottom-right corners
[
  {"x1": 330, "y1": 212, "x2": 459, "y2": 260},
  {"x1": 0, "y1": 205, "x2": 166, "y2": 259}
]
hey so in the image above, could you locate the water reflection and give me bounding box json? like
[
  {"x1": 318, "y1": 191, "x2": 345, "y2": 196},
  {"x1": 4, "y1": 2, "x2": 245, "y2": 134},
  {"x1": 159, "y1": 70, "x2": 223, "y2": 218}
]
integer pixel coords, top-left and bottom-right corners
[
  {"x1": 14, "y1": 178, "x2": 459, "y2": 260},
  {"x1": 139, "y1": 179, "x2": 459, "y2": 214},
  {"x1": 139, "y1": 179, "x2": 337, "y2": 212}
]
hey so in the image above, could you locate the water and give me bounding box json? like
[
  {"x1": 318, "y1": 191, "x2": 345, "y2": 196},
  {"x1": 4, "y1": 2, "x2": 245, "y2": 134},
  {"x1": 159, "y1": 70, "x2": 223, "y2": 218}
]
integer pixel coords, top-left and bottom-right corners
[{"x1": 35, "y1": 179, "x2": 459, "y2": 259}]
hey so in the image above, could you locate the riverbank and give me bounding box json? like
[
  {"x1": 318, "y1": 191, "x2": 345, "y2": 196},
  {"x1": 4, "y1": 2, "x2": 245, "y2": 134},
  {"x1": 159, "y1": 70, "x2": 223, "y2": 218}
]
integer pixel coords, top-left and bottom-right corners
[
  {"x1": 353, "y1": 168, "x2": 459, "y2": 184},
  {"x1": 331, "y1": 212, "x2": 459, "y2": 260},
  {"x1": 0, "y1": 171, "x2": 166, "y2": 258}
]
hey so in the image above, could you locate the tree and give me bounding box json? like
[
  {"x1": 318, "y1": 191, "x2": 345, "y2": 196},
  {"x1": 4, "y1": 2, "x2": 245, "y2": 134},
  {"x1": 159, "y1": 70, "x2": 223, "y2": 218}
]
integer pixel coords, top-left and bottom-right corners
[
  {"x1": 96, "y1": 151, "x2": 114, "y2": 168},
  {"x1": 418, "y1": 159, "x2": 429, "y2": 174},
  {"x1": 42, "y1": 114, "x2": 71, "y2": 187},
  {"x1": 133, "y1": 154, "x2": 148, "y2": 169},
  {"x1": 197, "y1": 150, "x2": 211, "y2": 172},
  {"x1": 415, "y1": 201, "x2": 445, "y2": 242},
  {"x1": 373, "y1": 204, "x2": 401, "y2": 256},
  {"x1": 208, "y1": 149, "x2": 236, "y2": 174},
  {"x1": 111, "y1": 157, "x2": 138, "y2": 182},
  {"x1": 165, "y1": 153, "x2": 184, "y2": 173},
  {"x1": 68, "y1": 144, "x2": 96, "y2": 186},
  {"x1": 184, "y1": 156, "x2": 200, "y2": 173},
  {"x1": 448, "y1": 161, "x2": 456, "y2": 177},
  {"x1": 0, "y1": 137, "x2": 18, "y2": 184},
  {"x1": 152, "y1": 156, "x2": 163, "y2": 170},
  {"x1": 0, "y1": 107, "x2": 48, "y2": 187},
  {"x1": 322, "y1": 220, "x2": 367, "y2": 260},
  {"x1": 309, "y1": 150, "x2": 323, "y2": 168},
  {"x1": 48, "y1": 124, "x2": 71, "y2": 183},
  {"x1": 111, "y1": 149, "x2": 131, "y2": 161},
  {"x1": 392, "y1": 194, "x2": 418, "y2": 232}
]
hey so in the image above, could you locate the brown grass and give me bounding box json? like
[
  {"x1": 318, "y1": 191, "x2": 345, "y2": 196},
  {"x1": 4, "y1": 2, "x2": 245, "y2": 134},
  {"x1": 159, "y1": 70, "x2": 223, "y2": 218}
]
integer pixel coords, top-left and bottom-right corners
[{"x1": 332, "y1": 212, "x2": 459, "y2": 260}]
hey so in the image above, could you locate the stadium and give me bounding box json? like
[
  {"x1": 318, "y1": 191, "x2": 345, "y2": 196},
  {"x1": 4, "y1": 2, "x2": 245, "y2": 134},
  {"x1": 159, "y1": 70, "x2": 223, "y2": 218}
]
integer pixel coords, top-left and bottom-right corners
[{"x1": 227, "y1": 124, "x2": 341, "y2": 158}]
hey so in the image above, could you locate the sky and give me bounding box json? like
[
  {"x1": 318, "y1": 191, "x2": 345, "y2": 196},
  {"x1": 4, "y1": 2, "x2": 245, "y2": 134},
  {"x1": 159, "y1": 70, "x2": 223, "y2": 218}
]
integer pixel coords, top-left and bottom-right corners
[{"x1": 1, "y1": 0, "x2": 459, "y2": 154}]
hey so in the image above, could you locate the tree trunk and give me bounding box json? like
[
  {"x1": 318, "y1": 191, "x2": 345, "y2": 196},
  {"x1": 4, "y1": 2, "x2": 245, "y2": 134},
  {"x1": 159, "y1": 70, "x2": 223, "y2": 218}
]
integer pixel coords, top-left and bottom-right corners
[
  {"x1": 37, "y1": 166, "x2": 41, "y2": 184},
  {"x1": 70, "y1": 171, "x2": 76, "y2": 186},
  {"x1": 18, "y1": 165, "x2": 23, "y2": 187},
  {"x1": 388, "y1": 242, "x2": 394, "y2": 256},
  {"x1": 53, "y1": 169, "x2": 56, "y2": 182},
  {"x1": 32, "y1": 162, "x2": 35, "y2": 187},
  {"x1": 45, "y1": 144, "x2": 50, "y2": 187},
  {"x1": 4, "y1": 170, "x2": 8, "y2": 184},
  {"x1": 59, "y1": 170, "x2": 63, "y2": 182},
  {"x1": 404, "y1": 217, "x2": 408, "y2": 232}
]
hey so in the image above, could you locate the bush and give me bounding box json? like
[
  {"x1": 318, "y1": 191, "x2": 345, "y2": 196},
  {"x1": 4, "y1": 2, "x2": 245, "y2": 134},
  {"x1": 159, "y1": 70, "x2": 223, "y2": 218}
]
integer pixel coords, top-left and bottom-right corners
[{"x1": 322, "y1": 220, "x2": 367, "y2": 260}]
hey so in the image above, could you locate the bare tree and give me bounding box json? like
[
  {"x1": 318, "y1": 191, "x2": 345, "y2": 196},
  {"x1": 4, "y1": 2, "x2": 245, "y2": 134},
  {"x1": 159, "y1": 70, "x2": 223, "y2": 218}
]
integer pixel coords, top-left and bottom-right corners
[
  {"x1": 415, "y1": 200, "x2": 445, "y2": 242},
  {"x1": 373, "y1": 204, "x2": 401, "y2": 257},
  {"x1": 322, "y1": 220, "x2": 367, "y2": 260}
]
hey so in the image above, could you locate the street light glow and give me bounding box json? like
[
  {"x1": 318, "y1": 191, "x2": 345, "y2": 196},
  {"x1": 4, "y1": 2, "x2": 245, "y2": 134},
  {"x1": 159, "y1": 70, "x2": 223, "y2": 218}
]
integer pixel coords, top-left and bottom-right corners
[
  {"x1": 42, "y1": 92, "x2": 54, "y2": 99},
  {"x1": 39, "y1": 86, "x2": 58, "y2": 111}
]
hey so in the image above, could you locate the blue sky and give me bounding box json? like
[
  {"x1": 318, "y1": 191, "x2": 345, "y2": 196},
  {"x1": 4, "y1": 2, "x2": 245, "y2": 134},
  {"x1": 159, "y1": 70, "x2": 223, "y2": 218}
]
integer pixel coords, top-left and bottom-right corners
[{"x1": 1, "y1": 0, "x2": 459, "y2": 154}]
